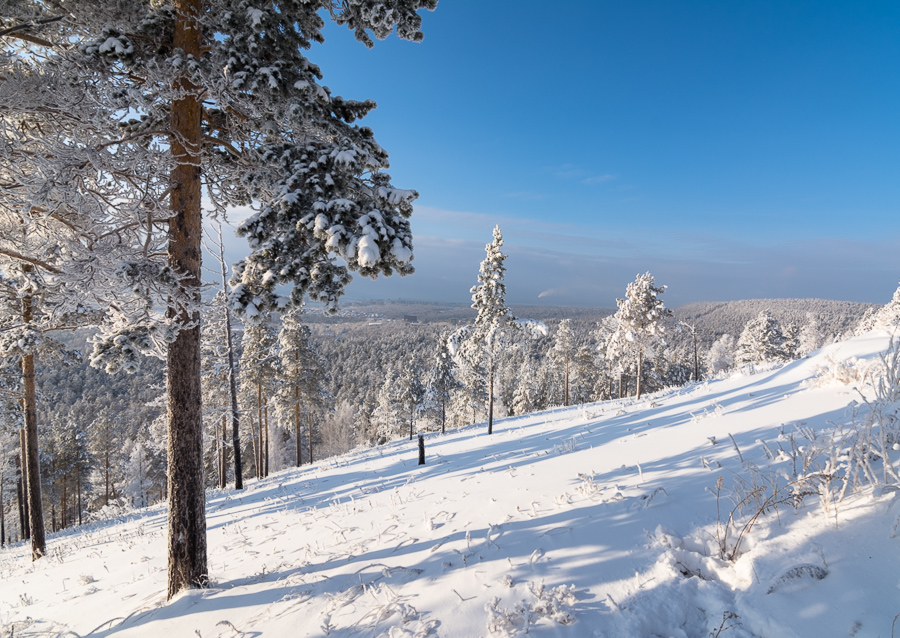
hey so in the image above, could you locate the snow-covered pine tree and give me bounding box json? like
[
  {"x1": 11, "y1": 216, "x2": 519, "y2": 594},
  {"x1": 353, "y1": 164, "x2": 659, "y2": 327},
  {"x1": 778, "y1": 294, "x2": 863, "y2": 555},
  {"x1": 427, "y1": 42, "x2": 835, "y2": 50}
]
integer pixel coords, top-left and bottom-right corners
[
  {"x1": 239, "y1": 315, "x2": 279, "y2": 479},
  {"x1": 276, "y1": 308, "x2": 326, "y2": 467},
  {"x1": 207, "y1": 222, "x2": 243, "y2": 489},
  {"x1": 397, "y1": 361, "x2": 425, "y2": 440},
  {"x1": 570, "y1": 343, "x2": 599, "y2": 404},
  {"x1": 4, "y1": 0, "x2": 435, "y2": 595},
  {"x1": 87, "y1": 410, "x2": 125, "y2": 510},
  {"x1": 735, "y1": 310, "x2": 789, "y2": 365},
  {"x1": 454, "y1": 226, "x2": 545, "y2": 434},
  {"x1": 797, "y1": 312, "x2": 825, "y2": 356},
  {"x1": 425, "y1": 333, "x2": 460, "y2": 434},
  {"x1": 706, "y1": 334, "x2": 736, "y2": 375},
  {"x1": 201, "y1": 293, "x2": 234, "y2": 489},
  {"x1": 549, "y1": 319, "x2": 577, "y2": 406},
  {"x1": 606, "y1": 272, "x2": 673, "y2": 399},
  {"x1": 372, "y1": 373, "x2": 404, "y2": 444},
  {"x1": 123, "y1": 439, "x2": 152, "y2": 509}
]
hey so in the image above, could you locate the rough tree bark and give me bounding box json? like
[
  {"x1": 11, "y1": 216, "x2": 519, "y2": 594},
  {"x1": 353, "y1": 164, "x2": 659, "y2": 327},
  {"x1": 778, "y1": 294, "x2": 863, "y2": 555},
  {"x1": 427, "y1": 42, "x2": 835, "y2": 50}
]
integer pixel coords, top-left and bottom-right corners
[
  {"x1": 22, "y1": 285, "x2": 45, "y2": 560},
  {"x1": 166, "y1": 0, "x2": 208, "y2": 599}
]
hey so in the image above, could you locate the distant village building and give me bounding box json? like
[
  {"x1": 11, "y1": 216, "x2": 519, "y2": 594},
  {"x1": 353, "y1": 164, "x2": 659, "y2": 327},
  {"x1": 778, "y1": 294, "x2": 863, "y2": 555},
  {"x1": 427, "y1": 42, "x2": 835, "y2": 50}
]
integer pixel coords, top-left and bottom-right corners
[{"x1": 403, "y1": 315, "x2": 419, "y2": 324}]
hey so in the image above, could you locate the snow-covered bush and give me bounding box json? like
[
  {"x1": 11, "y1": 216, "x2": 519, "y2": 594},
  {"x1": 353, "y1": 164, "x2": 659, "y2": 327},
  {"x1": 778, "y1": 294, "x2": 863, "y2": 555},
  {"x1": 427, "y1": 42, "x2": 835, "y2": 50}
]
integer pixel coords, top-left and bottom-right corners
[
  {"x1": 808, "y1": 354, "x2": 869, "y2": 388},
  {"x1": 715, "y1": 338, "x2": 900, "y2": 562},
  {"x1": 485, "y1": 582, "x2": 576, "y2": 637}
]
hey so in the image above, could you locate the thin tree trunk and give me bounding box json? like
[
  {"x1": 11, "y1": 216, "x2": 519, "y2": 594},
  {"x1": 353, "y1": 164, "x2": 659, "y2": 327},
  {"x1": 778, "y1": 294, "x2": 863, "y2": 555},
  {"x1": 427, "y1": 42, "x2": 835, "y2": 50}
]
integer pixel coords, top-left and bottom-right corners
[
  {"x1": 488, "y1": 362, "x2": 494, "y2": 435},
  {"x1": 692, "y1": 331, "x2": 699, "y2": 381},
  {"x1": 22, "y1": 287, "x2": 45, "y2": 559},
  {"x1": 636, "y1": 349, "x2": 643, "y2": 399},
  {"x1": 256, "y1": 382, "x2": 263, "y2": 478},
  {"x1": 1, "y1": 475, "x2": 5, "y2": 547},
  {"x1": 165, "y1": 0, "x2": 207, "y2": 599},
  {"x1": 248, "y1": 414, "x2": 259, "y2": 479},
  {"x1": 307, "y1": 410, "x2": 313, "y2": 464},
  {"x1": 17, "y1": 435, "x2": 28, "y2": 540},
  {"x1": 294, "y1": 387, "x2": 302, "y2": 467},
  {"x1": 215, "y1": 222, "x2": 243, "y2": 490},
  {"x1": 441, "y1": 401, "x2": 445, "y2": 435},
  {"x1": 77, "y1": 476, "x2": 82, "y2": 526},
  {"x1": 219, "y1": 414, "x2": 227, "y2": 489},
  {"x1": 263, "y1": 403, "x2": 269, "y2": 478},
  {"x1": 60, "y1": 480, "x2": 66, "y2": 529},
  {"x1": 418, "y1": 433, "x2": 425, "y2": 465},
  {"x1": 564, "y1": 356, "x2": 570, "y2": 407},
  {"x1": 104, "y1": 439, "x2": 110, "y2": 506}
]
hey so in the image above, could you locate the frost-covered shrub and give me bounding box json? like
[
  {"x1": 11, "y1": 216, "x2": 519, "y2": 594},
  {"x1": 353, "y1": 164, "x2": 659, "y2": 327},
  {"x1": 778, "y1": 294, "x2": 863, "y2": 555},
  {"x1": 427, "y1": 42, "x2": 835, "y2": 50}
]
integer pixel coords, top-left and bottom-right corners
[
  {"x1": 808, "y1": 355, "x2": 868, "y2": 388},
  {"x1": 715, "y1": 339, "x2": 900, "y2": 562},
  {"x1": 485, "y1": 581, "x2": 576, "y2": 637}
]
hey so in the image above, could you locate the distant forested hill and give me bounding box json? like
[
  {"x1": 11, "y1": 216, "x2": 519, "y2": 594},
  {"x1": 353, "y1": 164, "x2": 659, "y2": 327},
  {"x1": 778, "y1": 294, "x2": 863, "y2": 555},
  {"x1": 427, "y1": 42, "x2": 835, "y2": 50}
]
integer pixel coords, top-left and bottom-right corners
[{"x1": 672, "y1": 298, "x2": 876, "y2": 343}]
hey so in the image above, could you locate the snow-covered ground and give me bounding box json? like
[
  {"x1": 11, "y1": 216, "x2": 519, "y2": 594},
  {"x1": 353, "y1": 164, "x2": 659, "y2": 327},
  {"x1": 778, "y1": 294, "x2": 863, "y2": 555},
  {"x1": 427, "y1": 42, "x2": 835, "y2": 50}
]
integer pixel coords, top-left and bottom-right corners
[{"x1": 3, "y1": 331, "x2": 899, "y2": 637}]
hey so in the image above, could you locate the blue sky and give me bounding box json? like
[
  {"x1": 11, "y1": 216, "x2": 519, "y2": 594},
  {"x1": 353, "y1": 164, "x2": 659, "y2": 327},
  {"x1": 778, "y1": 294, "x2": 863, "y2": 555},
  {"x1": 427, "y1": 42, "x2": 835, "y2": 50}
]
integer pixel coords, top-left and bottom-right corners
[{"x1": 231, "y1": 1, "x2": 900, "y2": 308}]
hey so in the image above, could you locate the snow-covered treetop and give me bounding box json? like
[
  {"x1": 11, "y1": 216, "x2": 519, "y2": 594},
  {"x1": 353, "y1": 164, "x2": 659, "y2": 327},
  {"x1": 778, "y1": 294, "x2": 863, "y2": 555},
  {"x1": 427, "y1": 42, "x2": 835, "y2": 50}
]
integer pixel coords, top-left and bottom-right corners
[{"x1": 606, "y1": 272, "x2": 673, "y2": 360}]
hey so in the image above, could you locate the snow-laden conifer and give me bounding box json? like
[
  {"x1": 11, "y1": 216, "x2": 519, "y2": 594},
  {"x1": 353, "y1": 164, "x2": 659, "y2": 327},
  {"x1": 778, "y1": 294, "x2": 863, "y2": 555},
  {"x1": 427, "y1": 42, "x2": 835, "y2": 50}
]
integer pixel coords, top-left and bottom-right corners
[
  {"x1": 3, "y1": 0, "x2": 436, "y2": 595},
  {"x1": 735, "y1": 311, "x2": 789, "y2": 365},
  {"x1": 425, "y1": 333, "x2": 460, "y2": 434},
  {"x1": 550, "y1": 319, "x2": 577, "y2": 406},
  {"x1": 453, "y1": 226, "x2": 545, "y2": 434},
  {"x1": 275, "y1": 308, "x2": 326, "y2": 467},
  {"x1": 239, "y1": 315, "x2": 279, "y2": 479},
  {"x1": 606, "y1": 273, "x2": 673, "y2": 399},
  {"x1": 706, "y1": 334, "x2": 736, "y2": 375}
]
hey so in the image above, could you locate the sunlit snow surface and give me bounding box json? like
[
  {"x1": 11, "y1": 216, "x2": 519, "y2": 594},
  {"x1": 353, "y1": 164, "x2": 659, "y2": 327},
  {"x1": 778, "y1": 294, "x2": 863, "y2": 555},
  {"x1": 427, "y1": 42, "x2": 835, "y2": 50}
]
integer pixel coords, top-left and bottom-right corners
[{"x1": 2, "y1": 332, "x2": 899, "y2": 637}]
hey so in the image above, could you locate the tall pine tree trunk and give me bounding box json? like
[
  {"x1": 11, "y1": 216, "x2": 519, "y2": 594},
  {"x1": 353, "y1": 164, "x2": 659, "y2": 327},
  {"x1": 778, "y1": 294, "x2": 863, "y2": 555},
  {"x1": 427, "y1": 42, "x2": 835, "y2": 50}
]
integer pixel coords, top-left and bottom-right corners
[
  {"x1": 248, "y1": 415, "x2": 259, "y2": 479},
  {"x1": 564, "y1": 356, "x2": 570, "y2": 407},
  {"x1": 166, "y1": 0, "x2": 207, "y2": 599},
  {"x1": 22, "y1": 287, "x2": 44, "y2": 560},
  {"x1": 104, "y1": 441, "x2": 110, "y2": 506},
  {"x1": 219, "y1": 414, "x2": 227, "y2": 489}
]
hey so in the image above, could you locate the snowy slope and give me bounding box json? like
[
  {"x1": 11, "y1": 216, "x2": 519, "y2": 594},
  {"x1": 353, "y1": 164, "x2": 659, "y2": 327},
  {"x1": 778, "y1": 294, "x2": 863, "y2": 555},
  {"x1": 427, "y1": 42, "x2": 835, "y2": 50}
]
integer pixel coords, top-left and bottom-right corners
[{"x1": 2, "y1": 331, "x2": 899, "y2": 638}]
